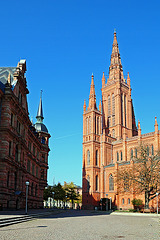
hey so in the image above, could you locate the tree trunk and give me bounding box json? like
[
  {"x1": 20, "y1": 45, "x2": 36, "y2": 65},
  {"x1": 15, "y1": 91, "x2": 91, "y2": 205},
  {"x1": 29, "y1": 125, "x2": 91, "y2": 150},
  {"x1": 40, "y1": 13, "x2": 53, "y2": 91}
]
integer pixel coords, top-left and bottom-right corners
[{"x1": 145, "y1": 191, "x2": 149, "y2": 209}]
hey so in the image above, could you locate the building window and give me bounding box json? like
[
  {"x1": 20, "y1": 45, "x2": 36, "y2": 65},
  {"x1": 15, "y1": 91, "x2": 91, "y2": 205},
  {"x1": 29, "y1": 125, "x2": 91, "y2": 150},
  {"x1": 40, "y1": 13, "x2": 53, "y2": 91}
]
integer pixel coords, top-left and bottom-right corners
[
  {"x1": 95, "y1": 175, "x2": 98, "y2": 191},
  {"x1": 17, "y1": 120, "x2": 21, "y2": 134},
  {"x1": 124, "y1": 174, "x2": 129, "y2": 191},
  {"x1": 37, "y1": 151, "x2": 39, "y2": 159},
  {"x1": 31, "y1": 182, "x2": 34, "y2": 196},
  {"x1": 131, "y1": 149, "x2": 133, "y2": 159},
  {"x1": 15, "y1": 145, "x2": 18, "y2": 161},
  {"x1": 108, "y1": 95, "x2": 111, "y2": 115},
  {"x1": 122, "y1": 198, "x2": 125, "y2": 204},
  {"x1": 41, "y1": 169, "x2": 44, "y2": 179},
  {"x1": 89, "y1": 117, "x2": 91, "y2": 134},
  {"x1": 151, "y1": 145, "x2": 154, "y2": 155},
  {"x1": 9, "y1": 141, "x2": 12, "y2": 156},
  {"x1": 11, "y1": 113, "x2": 13, "y2": 126},
  {"x1": 120, "y1": 151, "x2": 123, "y2": 161},
  {"x1": 117, "y1": 152, "x2": 119, "y2": 162},
  {"x1": 15, "y1": 172, "x2": 17, "y2": 190},
  {"x1": 135, "y1": 148, "x2": 137, "y2": 158},
  {"x1": 87, "y1": 150, "x2": 90, "y2": 165},
  {"x1": 33, "y1": 145, "x2": 36, "y2": 156},
  {"x1": 28, "y1": 142, "x2": 31, "y2": 152},
  {"x1": 96, "y1": 150, "x2": 98, "y2": 166},
  {"x1": 7, "y1": 171, "x2": 10, "y2": 187},
  {"x1": 112, "y1": 129, "x2": 115, "y2": 138},
  {"x1": 124, "y1": 95, "x2": 126, "y2": 127},
  {"x1": 41, "y1": 137, "x2": 46, "y2": 144},
  {"x1": 27, "y1": 160, "x2": 31, "y2": 172},
  {"x1": 32, "y1": 163, "x2": 35, "y2": 176},
  {"x1": 97, "y1": 117, "x2": 99, "y2": 135},
  {"x1": 112, "y1": 93, "x2": 115, "y2": 126},
  {"x1": 87, "y1": 175, "x2": 90, "y2": 192},
  {"x1": 121, "y1": 94, "x2": 123, "y2": 126},
  {"x1": 36, "y1": 166, "x2": 38, "y2": 177},
  {"x1": 86, "y1": 117, "x2": 88, "y2": 135},
  {"x1": 35, "y1": 184, "x2": 37, "y2": 197},
  {"x1": 147, "y1": 146, "x2": 149, "y2": 156},
  {"x1": 42, "y1": 154, "x2": 45, "y2": 162},
  {"x1": 109, "y1": 174, "x2": 114, "y2": 191},
  {"x1": 128, "y1": 198, "x2": 130, "y2": 204}
]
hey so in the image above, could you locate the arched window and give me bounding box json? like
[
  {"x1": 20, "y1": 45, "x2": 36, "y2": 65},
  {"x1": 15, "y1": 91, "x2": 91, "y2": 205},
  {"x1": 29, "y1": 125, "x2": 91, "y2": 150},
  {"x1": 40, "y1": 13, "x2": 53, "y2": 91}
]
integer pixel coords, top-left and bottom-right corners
[
  {"x1": 117, "y1": 152, "x2": 119, "y2": 162},
  {"x1": 35, "y1": 184, "x2": 37, "y2": 197},
  {"x1": 112, "y1": 129, "x2": 115, "y2": 138},
  {"x1": 108, "y1": 95, "x2": 111, "y2": 115},
  {"x1": 124, "y1": 95, "x2": 126, "y2": 127},
  {"x1": 131, "y1": 149, "x2": 133, "y2": 159},
  {"x1": 31, "y1": 182, "x2": 34, "y2": 196},
  {"x1": 109, "y1": 174, "x2": 114, "y2": 191},
  {"x1": 97, "y1": 117, "x2": 99, "y2": 135},
  {"x1": 135, "y1": 148, "x2": 137, "y2": 158},
  {"x1": 86, "y1": 117, "x2": 88, "y2": 135},
  {"x1": 96, "y1": 150, "x2": 98, "y2": 166},
  {"x1": 89, "y1": 117, "x2": 91, "y2": 134},
  {"x1": 122, "y1": 198, "x2": 125, "y2": 204},
  {"x1": 120, "y1": 151, "x2": 123, "y2": 161},
  {"x1": 151, "y1": 145, "x2": 154, "y2": 155},
  {"x1": 95, "y1": 116, "x2": 97, "y2": 134},
  {"x1": 112, "y1": 93, "x2": 115, "y2": 126},
  {"x1": 87, "y1": 150, "x2": 90, "y2": 165},
  {"x1": 41, "y1": 137, "x2": 45, "y2": 144},
  {"x1": 95, "y1": 175, "x2": 98, "y2": 191},
  {"x1": 87, "y1": 175, "x2": 90, "y2": 192},
  {"x1": 15, "y1": 172, "x2": 17, "y2": 190},
  {"x1": 121, "y1": 94, "x2": 123, "y2": 126},
  {"x1": 15, "y1": 145, "x2": 18, "y2": 161},
  {"x1": 128, "y1": 198, "x2": 130, "y2": 204},
  {"x1": 7, "y1": 171, "x2": 10, "y2": 187},
  {"x1": 147, "y1": 146, "x2": 149, "y2": 156}
]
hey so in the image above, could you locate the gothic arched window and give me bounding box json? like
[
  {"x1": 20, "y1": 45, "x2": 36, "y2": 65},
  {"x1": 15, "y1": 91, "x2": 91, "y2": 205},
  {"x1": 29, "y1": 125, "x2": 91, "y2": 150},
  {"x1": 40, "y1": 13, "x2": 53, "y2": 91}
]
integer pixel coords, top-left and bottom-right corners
[
  {"x1": 112, "y1": 129, "x2": 115, "y2": 138},
  {"x1": 120, "y1": 151, "x2": 123, "y2": 161},
  {"x1": 131, "y1": 149, "x2": 133, "y2": 159},
  {"x1": 135, "y1": 148, "x2": 137, "y2": 158},
  {"x1": 151, "y1": 145, "x2": 154, "y2": 155},
  {"x1": 87, "y1": 150, "x2": 90, "y2": 165},
  {"x1": 95, "y1": 175, "x2": 98, "y2": 191},
  {"x1": 87, "y1": 175, "x2": 90, "y2": 192},
  {"x1": 117, "y1": 152, "x2": 119, "y2": 162},
  {"x1": 109, "y1": 174, "x2": 114, "y2": 191},
  {"x1": 96, "y1": 150, "x2": 98, "y2": 166},
  {"x1": 15, "y1": 145, "x2": 18, "y2": 161},
  {"x1": 147, "y1": 146, "x2": 149, "y2": 156}
]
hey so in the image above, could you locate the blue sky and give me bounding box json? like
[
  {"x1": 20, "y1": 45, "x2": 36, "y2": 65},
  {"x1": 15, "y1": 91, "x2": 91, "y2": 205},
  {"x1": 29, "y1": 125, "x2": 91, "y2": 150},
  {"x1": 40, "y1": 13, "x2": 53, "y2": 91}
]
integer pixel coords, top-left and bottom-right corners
[{"x1": 1, "y1": 0, "x2": 160, "y2": 186}]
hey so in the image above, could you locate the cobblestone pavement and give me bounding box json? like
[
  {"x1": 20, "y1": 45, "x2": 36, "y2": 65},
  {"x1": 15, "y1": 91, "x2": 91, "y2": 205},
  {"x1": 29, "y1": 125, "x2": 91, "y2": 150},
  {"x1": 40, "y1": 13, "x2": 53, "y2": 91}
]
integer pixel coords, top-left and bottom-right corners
[{"x1": 0, "y1": 210, "x2": 159, "y2": 240}]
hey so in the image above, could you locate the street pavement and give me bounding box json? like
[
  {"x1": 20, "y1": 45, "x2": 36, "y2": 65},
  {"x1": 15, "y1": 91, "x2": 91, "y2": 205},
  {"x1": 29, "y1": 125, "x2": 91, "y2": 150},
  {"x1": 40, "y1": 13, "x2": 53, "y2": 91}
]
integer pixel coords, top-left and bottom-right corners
[{"x1": 0, "y1": 210, "x2": 159, "y2": 240}]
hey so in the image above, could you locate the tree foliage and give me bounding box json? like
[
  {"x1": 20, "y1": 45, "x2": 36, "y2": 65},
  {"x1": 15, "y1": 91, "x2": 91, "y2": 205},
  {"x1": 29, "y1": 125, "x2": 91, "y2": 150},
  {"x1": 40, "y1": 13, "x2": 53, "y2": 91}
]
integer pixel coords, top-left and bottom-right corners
[{"x1": 116, "y1": 145, "x2": 160, "y2": 208}]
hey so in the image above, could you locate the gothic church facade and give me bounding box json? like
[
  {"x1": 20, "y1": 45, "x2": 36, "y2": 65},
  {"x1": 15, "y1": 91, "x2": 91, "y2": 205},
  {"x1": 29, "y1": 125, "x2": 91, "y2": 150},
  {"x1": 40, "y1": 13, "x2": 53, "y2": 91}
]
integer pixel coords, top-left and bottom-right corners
[{"x1": 82, "y1": 32, "x2": 159, "y2": 210}]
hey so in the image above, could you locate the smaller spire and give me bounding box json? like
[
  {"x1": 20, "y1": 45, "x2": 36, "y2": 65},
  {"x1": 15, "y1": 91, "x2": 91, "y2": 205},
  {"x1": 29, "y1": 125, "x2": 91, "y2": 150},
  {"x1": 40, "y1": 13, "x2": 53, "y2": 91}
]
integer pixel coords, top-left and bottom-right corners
[
  {"x1": 127, "y1": 72, "x2": 131, "y2": 87},
  {"x1": 83, "y1": 100, "x2": 86, "y2": 112},
  {"x1": 36, "y1": 90, "x2": 44, "y2": 123},
  {"x1": 99, "y1": 100, "x2": 102, "y2": 113},
  {"x1": 88, "y1": 74, "x2": 96, "y2": 109},
  {"x1": 102, "y1": 72, "x2": 105, "y2": 87},
  {"x1": 154, "y1": 116, "x2": 158, "y2": 133},
  {"x1": 138, "y1": 120, "x2": 141, "y2": 136}
]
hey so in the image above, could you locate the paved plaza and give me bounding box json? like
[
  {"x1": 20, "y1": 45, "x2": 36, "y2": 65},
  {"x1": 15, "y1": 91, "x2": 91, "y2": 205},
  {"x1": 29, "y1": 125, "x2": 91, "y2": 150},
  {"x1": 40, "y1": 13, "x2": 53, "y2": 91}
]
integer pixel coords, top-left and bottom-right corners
[{"x1": 0, "y1": 210, "x2": 159, "y2": 240}]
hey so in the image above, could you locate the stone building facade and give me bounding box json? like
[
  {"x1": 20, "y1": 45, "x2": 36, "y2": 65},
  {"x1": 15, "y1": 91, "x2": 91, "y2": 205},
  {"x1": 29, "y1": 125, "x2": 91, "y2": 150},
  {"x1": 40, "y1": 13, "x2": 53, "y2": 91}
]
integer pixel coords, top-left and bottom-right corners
[
  {"x1": 0, "y1": 60, "x2": 50, "y2": 210},
  {"x1": 82, "y1": 32, "x2": 160, "y2": 210}
]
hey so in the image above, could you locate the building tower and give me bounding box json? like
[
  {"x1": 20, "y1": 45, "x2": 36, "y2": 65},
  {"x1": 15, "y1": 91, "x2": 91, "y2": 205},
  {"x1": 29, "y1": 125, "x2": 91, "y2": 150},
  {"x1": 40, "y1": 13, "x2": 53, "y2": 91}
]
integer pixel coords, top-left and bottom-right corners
[
  {"x1": 102, "y1": 31, "x2": 137, "y2": 140},
  {"x1": 82, "y1": 74, "x2": 102, "y2": 209}
]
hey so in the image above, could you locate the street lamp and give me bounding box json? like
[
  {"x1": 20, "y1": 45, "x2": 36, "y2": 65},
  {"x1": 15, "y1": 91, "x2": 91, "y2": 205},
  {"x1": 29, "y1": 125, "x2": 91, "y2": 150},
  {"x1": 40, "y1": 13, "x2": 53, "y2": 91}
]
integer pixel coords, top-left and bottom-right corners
[
  {"x1": 156, "y1": 193, "x2": 159, "y2": 214},
  {"x1": 25, "y1": 181, "x2": 29, "y2": 214}
]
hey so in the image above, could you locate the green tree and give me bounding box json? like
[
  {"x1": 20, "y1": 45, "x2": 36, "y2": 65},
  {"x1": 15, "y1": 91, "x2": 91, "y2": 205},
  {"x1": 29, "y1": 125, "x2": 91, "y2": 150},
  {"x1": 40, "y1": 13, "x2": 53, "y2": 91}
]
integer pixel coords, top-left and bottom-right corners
[
  {"x1": 64, "y1": 182, "x2": 79, "y2": 209},
  {"x1": 116, "y1": 145, "x2": 160, "y2": 209},
  {"x1": 43, "y1": 186, "x2": 53, "y2": 201},
  {"x1": 53, "y1": 183, "x2": 65, "y2": 207}
]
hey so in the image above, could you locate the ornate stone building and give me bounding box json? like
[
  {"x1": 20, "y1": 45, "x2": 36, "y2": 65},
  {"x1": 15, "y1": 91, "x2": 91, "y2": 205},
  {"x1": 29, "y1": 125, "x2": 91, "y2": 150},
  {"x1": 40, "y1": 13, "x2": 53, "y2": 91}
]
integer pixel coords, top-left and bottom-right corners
[
  {"x1": 0, "y1": 60, "x2": 50, "y2": 210},
  {"x1": 82, "y1": 32, "x2": 159, "y2": 210}
]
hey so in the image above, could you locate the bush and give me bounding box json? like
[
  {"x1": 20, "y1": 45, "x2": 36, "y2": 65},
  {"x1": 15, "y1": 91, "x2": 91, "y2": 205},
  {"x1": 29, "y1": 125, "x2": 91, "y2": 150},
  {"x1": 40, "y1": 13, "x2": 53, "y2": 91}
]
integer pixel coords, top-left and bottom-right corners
[
  {"x1": 131, "y1": 198, "x2": 144, "y2": 211},
  {"x1": 129, "y1": 209, "x2": 137, "y2": 212}
]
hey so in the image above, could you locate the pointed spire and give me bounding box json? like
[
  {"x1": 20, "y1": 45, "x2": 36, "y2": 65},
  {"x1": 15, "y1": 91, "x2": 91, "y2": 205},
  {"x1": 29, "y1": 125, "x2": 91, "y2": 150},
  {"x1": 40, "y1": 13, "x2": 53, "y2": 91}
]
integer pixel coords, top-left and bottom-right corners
[
  {"x1": 83, "y1": 100, "x2": 86, "y2": 112},
  {"x1": 36, "y1": 90, "x2": 44, "y2": 123},
  {"x1": 102, "y1": 72, "x2": 105, "y2": 87},
  {"x1": 138, "y1": 120, "x2": 141, "y2": 136},
  {"x1": 99, "y1": 100, "x2": 102, "y2": 113},
  {"x1": 127, "y1": 72, "x2": 131, "y2": 87},
  {"x1": 88, "y1": 74, "x2": 96, "y2": 109},
  {"x1": 108, "y1": 31, "x2": 124, "y2": 81},
  {"x1": 154, "y1": 117, "x2": 158, "y2": 133}
]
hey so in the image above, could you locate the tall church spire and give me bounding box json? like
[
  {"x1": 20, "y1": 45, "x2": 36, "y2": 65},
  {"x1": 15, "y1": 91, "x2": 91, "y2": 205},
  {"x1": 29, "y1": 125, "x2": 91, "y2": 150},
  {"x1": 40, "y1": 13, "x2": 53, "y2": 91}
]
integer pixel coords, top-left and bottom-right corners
[
  {"x1": 108, "y1": 31, "x2": 124, "y2": 81},
  {"x1": 36, "y1": 90, "x2": 44, "y2": 123},
  {"x1": 88, "y1": 74, "x2": 96, "y2": 109}
]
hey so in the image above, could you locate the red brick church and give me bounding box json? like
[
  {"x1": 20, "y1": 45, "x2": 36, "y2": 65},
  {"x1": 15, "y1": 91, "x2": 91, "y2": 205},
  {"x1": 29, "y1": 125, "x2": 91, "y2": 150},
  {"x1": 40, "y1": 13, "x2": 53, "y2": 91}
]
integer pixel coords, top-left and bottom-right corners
[
  {"x1": 0, "y1": 60, "x2": 50, "y2": 210},
  {"x1": 82, "y1": 32, "x2": 160, "y2": 210}
]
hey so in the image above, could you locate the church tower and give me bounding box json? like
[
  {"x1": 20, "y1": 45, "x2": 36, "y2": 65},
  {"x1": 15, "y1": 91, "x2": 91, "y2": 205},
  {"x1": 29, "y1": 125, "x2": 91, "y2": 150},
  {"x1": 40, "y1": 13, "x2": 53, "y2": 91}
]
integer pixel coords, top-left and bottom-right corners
[
  {"x1": 102, "y1": 31, "x2": 137, "y2": 140},
  {"x1": 82, "y1": 74, "x2": 102, "y2": 209}
]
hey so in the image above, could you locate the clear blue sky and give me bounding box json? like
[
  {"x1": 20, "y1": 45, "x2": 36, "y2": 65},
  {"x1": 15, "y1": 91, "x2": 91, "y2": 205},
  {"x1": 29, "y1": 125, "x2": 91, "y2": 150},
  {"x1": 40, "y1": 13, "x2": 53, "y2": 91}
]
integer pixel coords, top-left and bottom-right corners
[{"x1": 1, "y1": 0, "x2": 160, "y2": 186}]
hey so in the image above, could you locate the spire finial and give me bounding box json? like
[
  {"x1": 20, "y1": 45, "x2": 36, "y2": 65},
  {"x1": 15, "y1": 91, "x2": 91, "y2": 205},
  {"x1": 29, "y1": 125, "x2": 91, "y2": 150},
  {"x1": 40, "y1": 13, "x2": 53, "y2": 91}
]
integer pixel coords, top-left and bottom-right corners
[
  {"x1": 114, "y1": 28, "x2": 116, "y2": 34},
  {"x1": 36, "y1": 90, "x2": 44, "y2": 123},
  {"x1": 40, "y1": 89, "x2": 43, "y2": 99}
]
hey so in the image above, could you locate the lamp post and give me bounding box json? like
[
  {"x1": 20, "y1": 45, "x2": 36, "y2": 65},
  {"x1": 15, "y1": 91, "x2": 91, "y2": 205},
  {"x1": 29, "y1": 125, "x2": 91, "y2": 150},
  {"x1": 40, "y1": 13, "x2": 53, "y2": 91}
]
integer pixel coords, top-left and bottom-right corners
[
  {"x1": 25, "y1": 181, "x2": 29, "y2": 215},
  {"x1": 156, "y1": 193, "x2": 159, "y2": 214}
]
